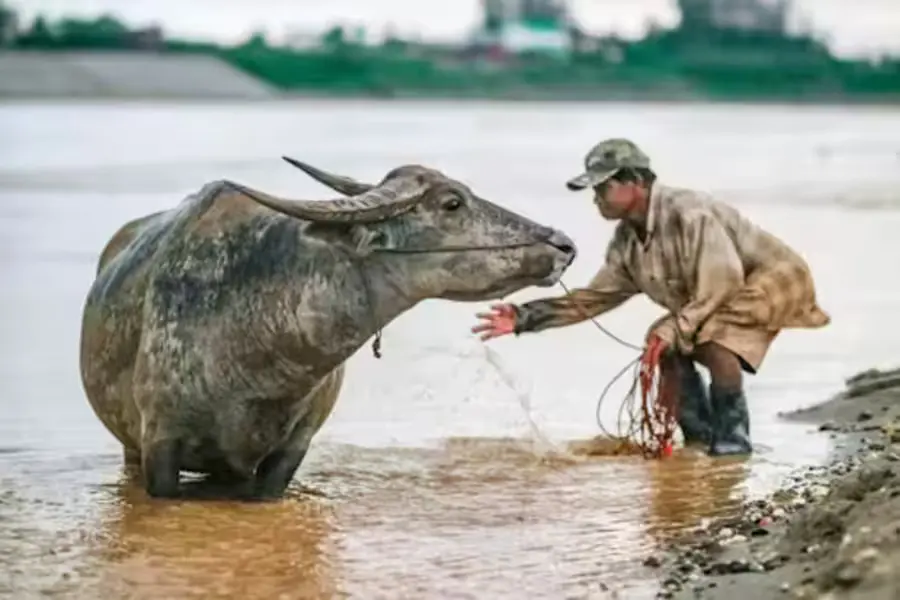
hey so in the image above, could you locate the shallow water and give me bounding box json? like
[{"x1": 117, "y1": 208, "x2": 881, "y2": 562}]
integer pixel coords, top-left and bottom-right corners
[{"x1": 2, "y1": 99, "x2": 900, "y2": 599}]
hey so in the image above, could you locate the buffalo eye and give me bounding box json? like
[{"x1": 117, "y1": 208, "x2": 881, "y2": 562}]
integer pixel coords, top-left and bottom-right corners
[{"x1": 442, "y1": 196, "x2": 463, "y2": 212}]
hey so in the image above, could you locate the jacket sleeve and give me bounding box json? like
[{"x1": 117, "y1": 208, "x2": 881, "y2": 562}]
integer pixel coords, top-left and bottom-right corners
[
  {"x1": 514, "y1": 243, "x2": 640, "y2": 334},
  {"x1": 674, "y1": 211, "x2": 745, "y2": 343}
]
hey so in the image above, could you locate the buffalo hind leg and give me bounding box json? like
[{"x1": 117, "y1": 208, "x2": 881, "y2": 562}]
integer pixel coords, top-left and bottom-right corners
[
  {"x1": 124, "y1": 446, "x2": 141, "y2": 466},
  {"x1": 142, "y1": 438, "x2": 182, "y2": 498},
  {"x1": 122, "y1": 446, "x2": 143, "y2": 480}
]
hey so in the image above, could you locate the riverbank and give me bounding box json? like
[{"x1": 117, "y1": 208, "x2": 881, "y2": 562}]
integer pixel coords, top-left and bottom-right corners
[
  {"x1": 4, "y1": 89, "x2": 900, "y2": 108},
  {"x1": 650, "y1": 367, "x2": 900, "y2": 599},
  {"x1": 0, "y1": 51, "x2": 275, "y2": 99},
  {"x1": 280, "y1": 90, "x2": 900, "y2": 106},
  {"x1": 2, "y1": 49, "x2": 899, "y2": 105}
]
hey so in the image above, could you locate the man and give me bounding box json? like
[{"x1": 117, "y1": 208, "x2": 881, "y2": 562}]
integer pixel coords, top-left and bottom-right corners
[{"x1": 472, "y1": 138, "x2": 830, "y2": 456}]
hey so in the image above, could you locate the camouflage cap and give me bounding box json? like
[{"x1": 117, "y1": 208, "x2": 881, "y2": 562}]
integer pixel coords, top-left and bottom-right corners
[{"x1": 566, "y1": 138, "x2": 652, "y2": 191}]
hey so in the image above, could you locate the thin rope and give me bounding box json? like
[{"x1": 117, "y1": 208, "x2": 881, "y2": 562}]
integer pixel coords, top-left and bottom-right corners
[
  {"x1": 356, "y1": 234, "x2": 679, "y2": 457},
  {"x1": 366, "y1": 239, "x2": 560, "y2": 359},
  {"x1": 557, "y1": 281, "x2": 645, "y2": 352}
]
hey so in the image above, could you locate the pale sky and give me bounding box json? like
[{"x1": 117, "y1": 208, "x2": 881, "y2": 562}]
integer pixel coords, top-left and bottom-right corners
[{"x1": 10, "y1": 0, "x2": 900, "y2": 59}]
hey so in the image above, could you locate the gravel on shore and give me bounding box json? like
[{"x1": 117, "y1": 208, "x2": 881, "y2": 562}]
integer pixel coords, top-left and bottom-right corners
[{"x1": 646, "y1": 367, "x2": 900, "y2": 600}]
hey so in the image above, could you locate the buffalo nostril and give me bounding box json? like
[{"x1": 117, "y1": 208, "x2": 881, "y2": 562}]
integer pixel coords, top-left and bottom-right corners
[{"x1": 546, "y1": 230, "x2": 577, "y2": 256}]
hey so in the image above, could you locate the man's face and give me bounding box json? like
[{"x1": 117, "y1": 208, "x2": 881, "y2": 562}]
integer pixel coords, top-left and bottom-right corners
[{"x1": 593, "y1": 179, "x2": 637, "y2": 220}]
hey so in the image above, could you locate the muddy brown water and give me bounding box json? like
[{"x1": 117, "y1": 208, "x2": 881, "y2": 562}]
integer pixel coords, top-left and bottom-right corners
[{"x1": 2, "y1": 100, "x2": 900, "y2": 599}]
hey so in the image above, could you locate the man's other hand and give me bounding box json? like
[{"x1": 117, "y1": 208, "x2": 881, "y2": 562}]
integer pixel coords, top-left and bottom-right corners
[{"x1": 472, "y1": 303, "x2": 517, "y2": 341}]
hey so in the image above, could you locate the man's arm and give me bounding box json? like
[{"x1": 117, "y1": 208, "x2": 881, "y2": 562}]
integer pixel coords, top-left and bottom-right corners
[
  {"x1": 673, "y1": 211, "x2": 745, "y2": 344},
  {"x1": 514, "y1": 244, "x2": 639, "y2": 334}
]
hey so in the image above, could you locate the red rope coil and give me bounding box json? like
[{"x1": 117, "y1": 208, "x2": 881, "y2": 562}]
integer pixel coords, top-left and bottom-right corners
[{"x1": 638, "y1": 336, "x2": 679, "y2": 459}]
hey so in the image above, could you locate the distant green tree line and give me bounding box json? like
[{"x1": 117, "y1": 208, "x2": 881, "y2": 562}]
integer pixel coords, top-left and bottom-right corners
[
  {"x1": 12, "y1": 12, "x2": 137, "y2": 49},
  {"x1": 2, "y1": 5, "x2": 899, "y2": 101}
]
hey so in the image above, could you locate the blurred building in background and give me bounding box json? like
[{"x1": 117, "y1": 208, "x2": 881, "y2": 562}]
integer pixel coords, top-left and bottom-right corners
[
  {"x1": 0, "y1": 1, "x2": 17, "y2": 46},
  {"x1": 678, "y1": 0, "x2": 789, "y2": 34},
  {"x1": 469, "y1": 0, "x2": 573, "y2": 57}
]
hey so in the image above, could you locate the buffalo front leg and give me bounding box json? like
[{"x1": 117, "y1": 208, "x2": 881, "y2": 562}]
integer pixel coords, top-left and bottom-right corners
[
  {"x1": 254, "y1": 368, "x2": 343, "y2": 500},
  {"x1": 252, "y1": 398, "x2": 331, "y2": 500},
  {"x1": 253, "y1": 444, "x2": 310, "y2": 500},
  {"x1": 252, "y1": 409, "x2": 325, "y2": 500}
]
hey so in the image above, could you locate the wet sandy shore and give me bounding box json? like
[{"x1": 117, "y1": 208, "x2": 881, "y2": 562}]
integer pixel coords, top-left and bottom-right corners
[{"x1": 652, "y1": 367, "x2": 900, "y2": 599}]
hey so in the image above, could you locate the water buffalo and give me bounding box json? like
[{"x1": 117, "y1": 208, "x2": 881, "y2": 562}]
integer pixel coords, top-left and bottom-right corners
[{"x1": 79, "y1": 158, "x2": 577, "y2": 499}]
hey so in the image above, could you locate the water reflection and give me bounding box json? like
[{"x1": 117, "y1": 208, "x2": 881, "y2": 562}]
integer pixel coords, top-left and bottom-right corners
[
  {"x1": 59, "y1": 468, "x2": 341, "y2": 600},
  {"x1": 643, "y1": 453, "x2": 751, "y2": 543},
  {"x1": 0, "y1": 439, "x2": 757, "y2": 599},
  {"x1": 565, "y1": 437, "x2": 752, "y2": 544}
]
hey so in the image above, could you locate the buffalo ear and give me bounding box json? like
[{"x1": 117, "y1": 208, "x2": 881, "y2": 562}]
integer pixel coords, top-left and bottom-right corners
[{"x1": 350, "y1": 224, "x2": 392, "y2": 256}]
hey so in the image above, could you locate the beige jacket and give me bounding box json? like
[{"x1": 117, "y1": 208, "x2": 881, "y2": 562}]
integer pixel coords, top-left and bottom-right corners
[{"x1": 515, "y1": 183, "x2": 830, "y2": 368}]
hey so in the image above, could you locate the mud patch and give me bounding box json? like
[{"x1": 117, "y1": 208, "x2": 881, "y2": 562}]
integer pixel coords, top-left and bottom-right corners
[{"x1": 566, "y1": 435, "x2": 646, "y2": 457}]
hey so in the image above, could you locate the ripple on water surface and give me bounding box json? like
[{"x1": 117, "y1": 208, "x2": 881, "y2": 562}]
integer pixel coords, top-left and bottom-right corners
[{"x1": 0, "y1": 438, "x2": 769, "y2": 599}]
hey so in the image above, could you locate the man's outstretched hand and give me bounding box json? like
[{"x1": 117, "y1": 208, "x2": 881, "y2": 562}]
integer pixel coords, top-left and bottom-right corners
[{"x1": 472, "y1": 303, "x2": 517, "y2": 341}]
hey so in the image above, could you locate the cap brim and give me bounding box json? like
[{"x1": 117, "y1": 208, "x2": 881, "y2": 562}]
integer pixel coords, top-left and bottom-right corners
[{"x1": 565, "y1": 169, "x2": 618, "y2": 191}]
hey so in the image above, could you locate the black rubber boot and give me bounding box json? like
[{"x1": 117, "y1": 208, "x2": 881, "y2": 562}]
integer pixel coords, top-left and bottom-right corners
[
  {"x1": 675, "y1": 358, "x2": 713, "y2": 447},
  {"x1": 708, "y1": 386, "x2": 753, "y2": 456}
]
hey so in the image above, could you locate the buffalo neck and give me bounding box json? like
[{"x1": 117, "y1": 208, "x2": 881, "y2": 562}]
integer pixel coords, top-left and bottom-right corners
[
  {"x1": 278, "y1": 238, "x2": 420, "y2": 373},
  {"x1": 344, "y1": 252, "x2": 420, "y2": 341}
]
